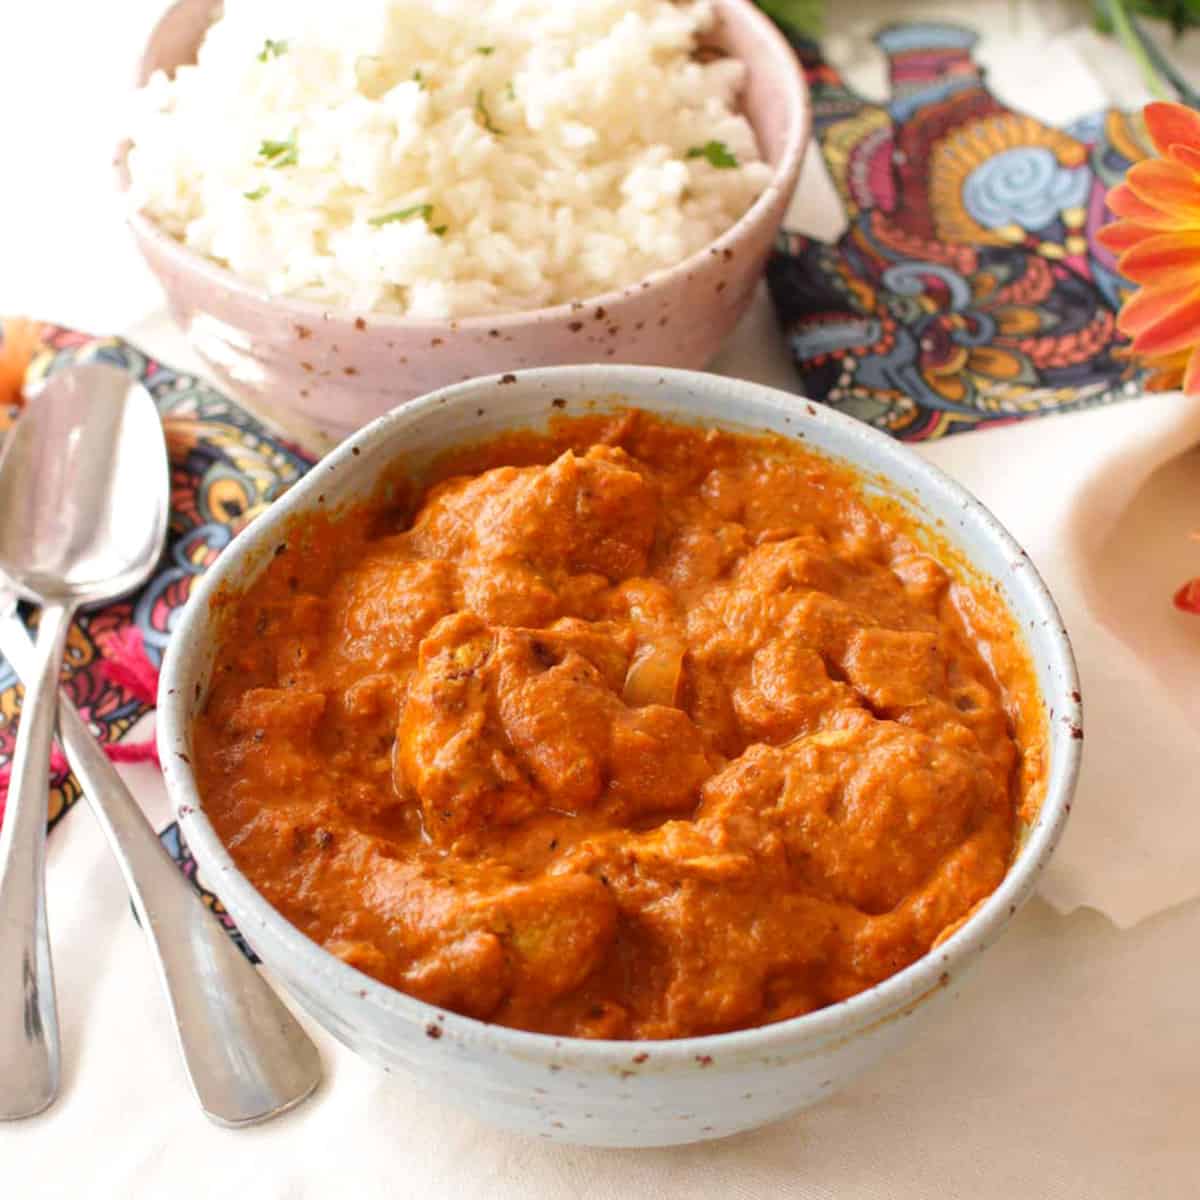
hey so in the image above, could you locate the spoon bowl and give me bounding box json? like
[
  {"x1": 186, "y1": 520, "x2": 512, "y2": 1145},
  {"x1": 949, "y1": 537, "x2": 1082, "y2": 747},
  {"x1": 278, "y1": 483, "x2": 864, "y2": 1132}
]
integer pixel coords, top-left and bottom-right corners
[{"x1": 0, "y1": 364, "x2": 168, "y2": 604}]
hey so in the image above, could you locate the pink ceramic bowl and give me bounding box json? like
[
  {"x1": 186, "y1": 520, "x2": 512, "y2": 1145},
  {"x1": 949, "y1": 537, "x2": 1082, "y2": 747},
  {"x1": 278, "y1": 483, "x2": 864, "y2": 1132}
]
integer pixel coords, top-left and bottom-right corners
[{"x1": 122, "y1": 0, "x2": 810, "y2": 442}]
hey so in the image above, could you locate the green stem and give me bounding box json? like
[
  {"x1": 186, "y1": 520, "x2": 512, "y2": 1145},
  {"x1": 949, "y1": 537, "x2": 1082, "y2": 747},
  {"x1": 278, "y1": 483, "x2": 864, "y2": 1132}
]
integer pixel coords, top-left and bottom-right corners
[
  {"x1": 1125, "y1": 11, "x2": 1200, "y2": 106},
  {"x1": 1104, "y1": 0, "x2": 1171, "y2": 98}
]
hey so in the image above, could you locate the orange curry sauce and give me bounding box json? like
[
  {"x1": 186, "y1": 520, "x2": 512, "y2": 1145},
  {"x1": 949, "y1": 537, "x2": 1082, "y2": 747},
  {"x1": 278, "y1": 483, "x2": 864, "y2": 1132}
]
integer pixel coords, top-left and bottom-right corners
[{"x1": 195, "y1": 410, "x2": 1045, "y2": 1040}]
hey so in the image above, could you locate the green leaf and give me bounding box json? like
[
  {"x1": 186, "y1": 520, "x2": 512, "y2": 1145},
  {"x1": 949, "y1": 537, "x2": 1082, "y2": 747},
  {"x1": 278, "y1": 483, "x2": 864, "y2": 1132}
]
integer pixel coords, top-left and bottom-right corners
[
  {"x1": 243, "y1": 186, "x2": 269, "y2": 201},
  {"x1": 686, "y1": 140, "x2": 739, "y2": 168},
  {"x1": 475, "y1": 89, "x2": 504, "y2": 135},
  {"x1": 369, "y1": 204, "x2": 435, "y2": 228},
  {"x1": 476, "y1": 45, "x2": 495, "y2": 55},
  {"x1": 413, "y1": 68, "x2": 426, "y2": 88},
  {"x1": 257, "y1": 132, "x2": 298, "y2": 168},
  {"x1": 754, "y1": 0, "x2": 824, "y2": 37},
  {"x1": 257, "y1": 38, "x2": 289, "y2": 63}
]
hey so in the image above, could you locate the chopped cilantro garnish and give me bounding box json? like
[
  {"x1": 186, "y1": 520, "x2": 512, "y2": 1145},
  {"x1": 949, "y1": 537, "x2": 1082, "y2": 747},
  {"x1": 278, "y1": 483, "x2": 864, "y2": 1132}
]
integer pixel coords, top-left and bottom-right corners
[
  {"x1": 686, "y1": 140, "x2": 738, "y2": 169},
  {"x1": 258, "y1": 132, "x2": 298, "y2": 168},
  {"x1": 369, "y1": 204, "x2": 435, "y2": 228},
  {"x1": 413, "y1": 68, "x2": 425, "y2": 88},
  {"x1": 243, "y1": 186, "x2": 269, "y2": 201},
  {"x1": 474, "y1": 90, "x2": 503, "y2": 135},
  {"x1": 476, "y1": 45, "x2": 495, "y2": 55},
  {"x1": 257, "y1": 38, "x2": 288, "y2": 63}
]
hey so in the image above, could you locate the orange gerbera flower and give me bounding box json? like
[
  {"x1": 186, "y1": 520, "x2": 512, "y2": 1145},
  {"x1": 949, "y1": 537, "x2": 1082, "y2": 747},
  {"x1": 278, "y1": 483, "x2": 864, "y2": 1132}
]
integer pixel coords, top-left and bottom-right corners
[{"x1": 1097, "y1": 101, "x2": 1200, "y2": 395}]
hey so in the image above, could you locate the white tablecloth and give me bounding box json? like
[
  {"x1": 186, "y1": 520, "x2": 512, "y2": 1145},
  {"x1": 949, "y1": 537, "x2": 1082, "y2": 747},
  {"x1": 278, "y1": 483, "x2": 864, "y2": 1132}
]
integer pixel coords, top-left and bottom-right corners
[{"x1": 2, "y1": 1, "x2": 1199, "y2": 1195}]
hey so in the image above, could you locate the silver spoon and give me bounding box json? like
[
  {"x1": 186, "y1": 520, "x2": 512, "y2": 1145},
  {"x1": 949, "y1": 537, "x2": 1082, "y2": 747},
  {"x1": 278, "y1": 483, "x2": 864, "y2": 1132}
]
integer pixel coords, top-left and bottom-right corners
[
  {"x1": 0, "y1": 362, "x2": 166, "y2": 1118},
  {"x1": 0, "y1": 364, "x2": 320, "y2": 1122}
]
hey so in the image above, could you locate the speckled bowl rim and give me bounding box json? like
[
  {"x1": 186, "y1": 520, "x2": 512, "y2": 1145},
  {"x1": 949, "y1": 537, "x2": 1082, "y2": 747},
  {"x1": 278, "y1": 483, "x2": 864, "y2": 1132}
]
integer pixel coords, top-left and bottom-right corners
[
  {"x1": 120, "y1": 0, "x2": 811, "y2": 334},
  {"x1": 159, "y1": 364, "x2": 1082, "y2": 1067}
]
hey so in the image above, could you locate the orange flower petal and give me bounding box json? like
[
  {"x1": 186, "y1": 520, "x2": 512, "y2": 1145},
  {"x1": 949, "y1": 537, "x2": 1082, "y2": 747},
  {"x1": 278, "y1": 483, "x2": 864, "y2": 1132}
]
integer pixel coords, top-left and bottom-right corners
[
  {"x1": 1118, "y1": 231, "x2": 1200, "y2": 285},
  {"x1": 1174, "y1": 577, "x2": 1200, "y2": 614},
  {"x1": 1106, "y1": 182, "x2": 1183, "y2": 228},
  {"x1": 1130, "y1": 287, "x2": 1200, "y2": 356},
  {"x1": 1185, "y1": 344, "x2": 1200, "y2": 395},
  {"x1": 1170, "y1": 144, "x2": 1200, "y2": 173},
  {"x1": 1144, "y1": 101, "x2": 1200, "y2": 157},
  {"x1": 1127, "y1": 160, "x2": 1200, "y2": 220},
  {"x1": 1142, "y1": 346, "x2": 1191, "y2": 382},
  {"x1": 0, "y1": 317, "x2": 42, "y2": 409},
  {"x1": 1118, "y1": 279, "x2": 1200, "y2": 335},
  {"x1": 1096, "y1": 220, "x2": 1160, "y2": 253},
  {"x1": 1147, "y1": 103, "x2": 1200, "y2": 155},
  {"x1": 1145, "y1": 363, "x2": 1185, "y2": 391}
]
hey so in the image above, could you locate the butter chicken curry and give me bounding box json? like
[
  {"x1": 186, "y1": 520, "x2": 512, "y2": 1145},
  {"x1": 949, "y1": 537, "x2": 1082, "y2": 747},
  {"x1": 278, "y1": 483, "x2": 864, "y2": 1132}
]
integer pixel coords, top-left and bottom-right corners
[{"x1": 194, "y1": 410, "x2": 1045, "y2": 1039}]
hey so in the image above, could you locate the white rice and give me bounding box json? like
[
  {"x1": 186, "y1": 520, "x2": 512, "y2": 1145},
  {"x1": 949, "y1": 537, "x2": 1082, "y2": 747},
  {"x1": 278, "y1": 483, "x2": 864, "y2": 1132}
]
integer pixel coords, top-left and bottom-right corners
[{"x1": 127, "y1": 0, "x2": 772, "y2": 318}]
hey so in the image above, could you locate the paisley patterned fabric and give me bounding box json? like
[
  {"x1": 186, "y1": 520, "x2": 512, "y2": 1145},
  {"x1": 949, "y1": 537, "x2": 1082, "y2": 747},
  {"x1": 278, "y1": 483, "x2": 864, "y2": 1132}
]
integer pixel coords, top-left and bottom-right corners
[
  {"x1": 0, "y1": 324, "x2": 312, "y2": 832},
  {"x1": 766, "y1": 20, "x2": 1155, "y2": 439}
]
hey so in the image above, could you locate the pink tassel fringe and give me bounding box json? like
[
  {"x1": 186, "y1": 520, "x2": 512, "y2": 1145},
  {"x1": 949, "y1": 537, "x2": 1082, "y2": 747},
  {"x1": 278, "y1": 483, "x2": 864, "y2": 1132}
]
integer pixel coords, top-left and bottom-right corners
[{"x1": 96, "y1": 627, "x2": 160, "y2": 705}]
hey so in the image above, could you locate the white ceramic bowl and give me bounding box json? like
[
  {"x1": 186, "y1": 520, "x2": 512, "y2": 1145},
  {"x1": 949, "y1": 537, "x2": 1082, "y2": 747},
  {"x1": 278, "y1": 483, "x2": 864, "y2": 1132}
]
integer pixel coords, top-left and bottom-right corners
[{"x1": 158, "y1": 367, "x2": 1081, "y2": 1148}]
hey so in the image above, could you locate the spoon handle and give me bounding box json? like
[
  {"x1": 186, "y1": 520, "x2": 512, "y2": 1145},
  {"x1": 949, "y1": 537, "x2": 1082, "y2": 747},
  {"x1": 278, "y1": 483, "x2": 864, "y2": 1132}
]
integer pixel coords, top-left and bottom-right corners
[
  {"x1": 0, "y1": 609, "x2": 322, "y2": 1127},
  {"x1": 0, "y1": 601, "x2": 71, "y2": 1120}
]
